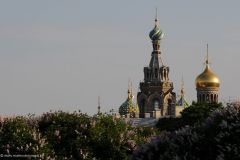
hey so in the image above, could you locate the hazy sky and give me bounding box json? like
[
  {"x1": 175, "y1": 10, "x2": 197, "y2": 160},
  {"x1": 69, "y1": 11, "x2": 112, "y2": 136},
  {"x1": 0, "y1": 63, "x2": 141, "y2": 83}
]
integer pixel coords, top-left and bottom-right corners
[{"x1": 0, "y1": 0, "x2": 240, "y2": 115}]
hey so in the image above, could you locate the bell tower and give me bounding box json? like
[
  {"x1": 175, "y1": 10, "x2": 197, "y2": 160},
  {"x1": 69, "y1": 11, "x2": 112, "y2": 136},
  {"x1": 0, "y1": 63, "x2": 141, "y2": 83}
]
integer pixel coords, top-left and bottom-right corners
[{"x1": 137, "y1": 14, "x2": 176, "y2": 118}]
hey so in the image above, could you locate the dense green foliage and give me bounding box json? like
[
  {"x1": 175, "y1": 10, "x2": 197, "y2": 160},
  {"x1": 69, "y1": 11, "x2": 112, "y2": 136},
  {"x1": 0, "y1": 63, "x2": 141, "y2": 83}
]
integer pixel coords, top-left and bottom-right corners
[
  {"x1": 181, "y1": 102, "x2": 223, "y2": 126},
  {"x1": 90, "y1": 115, "x2": 132, "y2": 159},
  {"x1": 89, "y1": 115, "x2": 157, "y2": 159},
  {"x1": 38, "y1": 111, "x2": 92, "y2": 159},
  {"x1": 0, "y1": 102, "x2": 239, "y2": 160},
  {"x1": 156, "y1": 117, "x2": 183, "y2": 131},
  {"x1": 156, "y1": 102, "x2": 223, "y2": 131},
  {"x1": 131, "y1": 102, "x2": 240, "y2": 160},
  {"x1": 0, "y1": 112, "x2": 157, "y2": 159},
  {"x1": 0, "y1": 116, "x2": 52, "y2": 159}
]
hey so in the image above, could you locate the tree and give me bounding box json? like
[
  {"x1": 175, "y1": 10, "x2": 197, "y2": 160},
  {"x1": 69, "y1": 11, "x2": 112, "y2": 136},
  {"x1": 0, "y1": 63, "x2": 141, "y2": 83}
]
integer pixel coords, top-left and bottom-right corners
[
  {"x1": 0, "y1": 116, "x2": 51, "y2": 159},
  {"x1": 38, "y1": 111, "x2": 92, "y2": 159},
  {"x1": 155, "y1": 117, "x2": 183, "y2": 131},
  {"x1": 90, "y1": 115, "x2": 132, "y2": 160},
  {"x1": 181, "y1": 101, "x2": 223, "y2": 126},
  {"x1": 156, "y1": 102, "x2": 223, "y2": 132},
  {"x1": 131, "y1": 102, "x2": 240, "y2": 160}
]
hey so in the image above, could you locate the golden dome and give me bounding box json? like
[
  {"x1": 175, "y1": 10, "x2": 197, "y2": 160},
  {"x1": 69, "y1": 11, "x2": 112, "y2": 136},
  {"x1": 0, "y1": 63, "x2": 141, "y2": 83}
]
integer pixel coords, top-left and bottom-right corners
[{"x1": 195, "y1": 65, "x2": 220, "y2": 88}]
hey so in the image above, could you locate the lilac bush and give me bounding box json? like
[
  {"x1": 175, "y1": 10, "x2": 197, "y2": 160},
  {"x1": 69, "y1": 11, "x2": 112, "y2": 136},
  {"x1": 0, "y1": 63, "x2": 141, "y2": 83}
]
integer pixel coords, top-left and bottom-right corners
[
  {"x1": 131, "y1": 102, "x2": 240, "y2": 160},
  {"x1": 0, "y1": 116, "x2": 52, "y2": 159},
  {"x1": 197, "y1": 102, "x2": 240, "y2": 159},
  {"x1": 0, "y1": 111, "x2": 158, "y2": 159},
  {"x1": 38, "y1": 110, "x2": 92, "y2": 159},
  {"x1": 90, "y1": 114, "x2": 158, "y2": 160}
]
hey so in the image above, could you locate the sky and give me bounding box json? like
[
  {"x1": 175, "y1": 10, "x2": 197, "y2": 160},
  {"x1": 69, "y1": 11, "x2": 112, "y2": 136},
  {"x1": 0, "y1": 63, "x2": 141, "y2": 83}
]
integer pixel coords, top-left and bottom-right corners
[{"x1": 0, "y1": 0, "x2": 240, "y2": 115}]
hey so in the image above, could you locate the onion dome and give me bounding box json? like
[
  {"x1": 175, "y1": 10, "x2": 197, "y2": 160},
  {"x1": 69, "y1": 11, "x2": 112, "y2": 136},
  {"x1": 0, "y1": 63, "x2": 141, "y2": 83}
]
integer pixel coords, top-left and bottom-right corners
[
  {"x1": 119, "y1": 83, "x2": 139, "y2": 118},
  {"x1": 195, "y1": 47, "x2": 220, "y2": 89},
  {"x1": 195, "y1": 65, "x2": 220, "y2": 88},
  {"x1": 149, "y1": 18, "x2": 164, "y2": 41}
]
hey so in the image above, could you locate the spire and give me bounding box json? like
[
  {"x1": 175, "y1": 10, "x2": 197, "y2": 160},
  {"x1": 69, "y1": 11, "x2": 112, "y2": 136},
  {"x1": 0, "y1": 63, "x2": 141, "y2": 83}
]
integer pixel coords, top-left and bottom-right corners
[
  {"x1": 128, "y1": 79, "x2": 133, "y2": 100},
  {"x1": 155, "y1": 8, "x2": 158, "y2": 26},
  {"x1": 206, "y1": 44, "x2": 210, "y2": 67},
  {"x1": 130, "y1": 81, "x2": 133, "y2": 97},
  {"x1": 176, "y1": 76, "x2": 189, "y2": 107},
  {"x1": 97, "y1": 96, "x2": 101, "y2": 114},
  {"x1": 180, "y1": 76, "x2": 184, "y2": 96}
]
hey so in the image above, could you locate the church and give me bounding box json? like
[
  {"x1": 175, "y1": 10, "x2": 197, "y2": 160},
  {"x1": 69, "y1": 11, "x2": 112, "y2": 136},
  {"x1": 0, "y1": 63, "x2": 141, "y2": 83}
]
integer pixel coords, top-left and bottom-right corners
[{"x1": 118, "y1": 15, "x2": 220, "y2": 119}]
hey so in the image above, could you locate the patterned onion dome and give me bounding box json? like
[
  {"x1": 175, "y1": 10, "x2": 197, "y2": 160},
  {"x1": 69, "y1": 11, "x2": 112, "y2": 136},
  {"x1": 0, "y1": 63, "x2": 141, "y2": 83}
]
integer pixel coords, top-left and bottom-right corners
[
  {"x1": 195, "y1": 65, "x2": 220, "y2": 89},
  {"x1": 119, "y1": 89, "x2": 139, "y2": 117},
  {"x1": 149, "y1": 19, "x2": 164, "y2": 41}
]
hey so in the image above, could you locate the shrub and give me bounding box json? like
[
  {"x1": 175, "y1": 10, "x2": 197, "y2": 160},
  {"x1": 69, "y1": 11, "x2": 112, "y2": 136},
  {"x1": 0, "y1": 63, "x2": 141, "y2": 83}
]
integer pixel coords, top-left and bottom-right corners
[
  {"x1": 131, "y1": 102, "x2": 240, "y2": 160},
  {"x1": 38, "y1": 110, "x2": 92, "y2": 159},
  {"x1": 181, "y1": 102, "x2": 223, "y2": 126},
  {"x1": 90, "y1": 115, "x2": 133, "y2": 160},
  {"x1": 156, "y1": 102, "x2": 222, "y2": 132},
  {"x1": 156, "y1": 117, "x2": 183, "y2": 131},
  {"x1": 0, "y1": 116, "x2": 51, "y2": 159}
]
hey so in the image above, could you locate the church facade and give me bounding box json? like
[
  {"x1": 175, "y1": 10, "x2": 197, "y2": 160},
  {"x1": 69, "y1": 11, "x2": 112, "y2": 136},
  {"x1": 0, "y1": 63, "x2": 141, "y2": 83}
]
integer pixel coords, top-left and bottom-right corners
[
  {"x1": 137, "y1": 17, "x2": 176, "y2": 118},
  {"x1": 118, "y1": 16, "x2": 221, "y2": 119}
]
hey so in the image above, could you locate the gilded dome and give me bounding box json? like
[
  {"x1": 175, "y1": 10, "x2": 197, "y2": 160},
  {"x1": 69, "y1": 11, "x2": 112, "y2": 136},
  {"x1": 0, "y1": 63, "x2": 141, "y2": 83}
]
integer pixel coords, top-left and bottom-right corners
[
  {"x1": 149, "y1": 19, "x2": 164, "y2": 41},
  {"x1": 119, "y1": 87, "x2": 139, "y2": 118},
  {"x1": 119, "y1": 98, "x2": 139, "y2": 117},
  {"x1": 195, "y1": 65, "x2": 220, "y2": 88}
]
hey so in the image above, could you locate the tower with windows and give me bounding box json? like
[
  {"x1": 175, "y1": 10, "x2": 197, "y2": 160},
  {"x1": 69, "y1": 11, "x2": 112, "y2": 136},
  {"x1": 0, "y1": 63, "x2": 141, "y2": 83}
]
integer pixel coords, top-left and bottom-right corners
[
  {"x1": 195, "y1": 45, "x2": 220, "y2": 103},
  {"x1": 137, "y1": 15, "x2": 176, "y2": 118}
]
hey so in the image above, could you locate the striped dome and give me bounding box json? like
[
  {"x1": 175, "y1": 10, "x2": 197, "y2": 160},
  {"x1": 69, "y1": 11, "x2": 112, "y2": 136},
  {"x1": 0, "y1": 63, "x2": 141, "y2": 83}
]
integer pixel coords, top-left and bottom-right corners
[{"x1": 149, "y1": 19, "x2": 164, "y2": 41}]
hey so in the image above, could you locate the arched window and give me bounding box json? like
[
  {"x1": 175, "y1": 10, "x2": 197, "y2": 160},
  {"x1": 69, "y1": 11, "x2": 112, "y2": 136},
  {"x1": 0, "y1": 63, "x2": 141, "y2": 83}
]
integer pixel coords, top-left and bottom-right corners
[
  {"x1": 153, "y1": 99, "x2": 160, "y2": 109},
  {"x1": 167, "y1": 99, "x2": 172, "y2": 115},
  {"x1": 155, "y1": 68, "x2": 158, "y2": 78},
  {"x1": 163, "y1": 69, "x2": 166, "y2": 80},
  {"x1": 203, "y1": 94, "x2": 206, "y2": 102},
  {"x1": 199, "y1": 94, "x2": 202, "y2": 102},
  {"x1": 206, "y1": 94, "x2": 210, "y2": 102},
  {"x1": 160, "y1": 69, "x2": 163, "y2": 80},
  {"x1": 140, "y1": 99, "x2": 145, "y2": 118}
]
